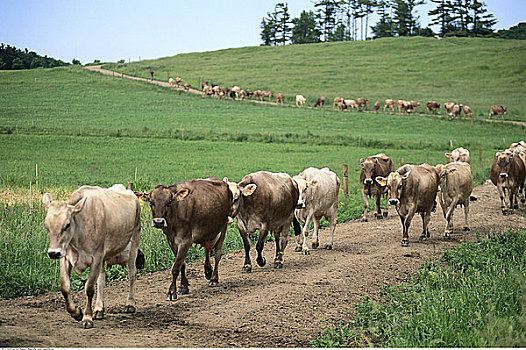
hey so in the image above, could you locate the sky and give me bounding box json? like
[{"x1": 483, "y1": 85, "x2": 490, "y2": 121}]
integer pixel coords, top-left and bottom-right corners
[{"x1": 1, "y1": 0, "x2": 524, "y2": 64}]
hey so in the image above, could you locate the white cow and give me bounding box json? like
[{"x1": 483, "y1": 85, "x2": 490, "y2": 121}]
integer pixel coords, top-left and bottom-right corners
[{"x1": 296, "y1": 94, "x2": 307, "y2": 107}]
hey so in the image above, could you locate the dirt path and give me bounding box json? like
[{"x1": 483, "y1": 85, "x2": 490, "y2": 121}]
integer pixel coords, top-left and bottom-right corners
[{"x1": 1, "y1": 182, "x2": 525, "y2": 347}]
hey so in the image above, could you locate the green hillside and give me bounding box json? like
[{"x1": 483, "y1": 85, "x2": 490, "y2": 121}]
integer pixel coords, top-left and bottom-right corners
[{"x1": 105, "y1": 37, "x2": 526, "y2": 121}]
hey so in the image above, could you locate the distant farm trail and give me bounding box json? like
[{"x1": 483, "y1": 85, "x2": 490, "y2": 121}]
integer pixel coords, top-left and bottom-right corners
[
  {"x1": 1, "y1": 182, "x2": 526, "y2": 347},
  {"x1": 84, "y1": 65, "x2": 526, "y2": 127}
]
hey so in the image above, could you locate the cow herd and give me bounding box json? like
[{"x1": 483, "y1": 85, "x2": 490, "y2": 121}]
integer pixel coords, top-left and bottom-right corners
[{"x1": 41, "y1": 141, "x2": 525, "y2": 328}]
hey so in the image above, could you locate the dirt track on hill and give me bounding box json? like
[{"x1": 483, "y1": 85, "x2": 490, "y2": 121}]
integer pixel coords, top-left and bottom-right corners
[{"x1": 1, "y1": 182, "x2": 525, "y2": 347}]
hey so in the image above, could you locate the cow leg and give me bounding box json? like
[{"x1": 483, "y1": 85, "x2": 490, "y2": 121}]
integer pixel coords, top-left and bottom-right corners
[
  {"x1": 462, "y1": 200, "x2": 470, "y2": 231},
  {"x1": 256, "y1": 224, "x2": 269, "y2": 268},
  {"x1": 204, "y1": 248, "x2": 213, "y2": 280},
  {"x1": 81, "y1": 258, "x2": 103, "y2": 329},
  {"x1": 274, "y1": 225, "x2": 289, "y2": 269},
  {"x1": 124, "y1": 236, "x2": 140, "y2": 313},
  {"x1": 179, "y1": 261, "x2": 189, "y2": 294},
  {"x1": 238, "y1": 222, "x2": 252, "y2": 272},
  {"x1": 60, "y1": 258, "x2": 83, "y2": 322},
  {"x1": 375, "y1": 192, "x2": 383, "y2": 219},
  {"x1": 167, "y1": 241, "x2": 191, "y2": 300},
  {"x1": 312, "y1": 216, "x2": 321, "y2": 249},
  {"x1": 401, "y1": 208, "x2": 416, "y2": 246},
  {"x1": 325, "y1": 210, "x2": 337, "y2": 250},
  {"x1": 508, "y1": 188, "x2": 516, "y2": 214},
  {"x1": 421, "y1": 211, "x2": 432, "y2": 241},
  {"x1": 93, "y1": 267, "x2": 105, "y2": 320},
  {"x1": 444, "y1": 203, "x2": 456, "y2": 237},
  {"x1": 210, "y1": 225, "x2": 227, "y2": 286},
  {"x1": 498, "y1": 184, "x2": 508, "y2": 214},
  {"x1": 382, "y1": 190, "x2": 389, "y2": 217},
  {"x1": 302, "y1": 210, "x2": 314, "y2": 254},
  {"x1": 361, "y1": 188, "x2": 369, "y2": 222}
]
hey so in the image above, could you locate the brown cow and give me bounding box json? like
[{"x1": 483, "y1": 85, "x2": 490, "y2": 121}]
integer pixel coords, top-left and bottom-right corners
[
  {"x1": 183, "y1": 82, "x2": 190, "y2": 91},
  {"x1": 43, "y1": 184, "x2": 142, "y2": 328},
  {"x1": 444, "y1": 102, "x2": 456, "y2": 115},
  {"x1": 448, "y1": 104, "x2": 462, "y2": 119},
  {"x1": 360, "y1": 153, "x2": 394, "y2": 222},
  {"x1": 463, "y1": 105, "x2": 473, "y2": 120},
  {"x1": 333, "y1": 97, "x2": 344, "y2": 109},
  {"x1": 410, "y1": 100, "x2": 420, "y2": 112},
  {"x1": 276, "y1": 93, "x2": 285, "y2": 104},
  {"x1": 356, "y1": 98, "x2": 368, "y2": 111},
  {"x1": 234, "y1": 171, "x2": 299, "y2": 271},
  {"x1": 384, "y1": 99, "x2": 396, "y2": 113},
  {"x1": 336, "y1": 101, "x2": 347, "y2": 111},
  {"x1": 489, "y1": 105, "x2": 507, "y2": 120},
  {"x1": 314, "y1": 96, "x2": 326, "y2": 108},
  {"x1": 376, "y1": 164, "x2": 439, "y2": 247},
  {"x1": 490, "y1": 151, "x2": 526, "y2": 214},
  {"x1": 445, "y1": 147, "x2": 470, "y2": 164},
  {"x1": 138, "y1": 177, "x2": 232, "y2": 300},
  {"x1": 398, "y1": 100, "x2": 413, "y2": 114},
  {"x1": 426, "y1": 101, "x2": 440, "y2": 114},
  {"x1": 373, "y1": 100, "x2": 380, "y2": 114},
  {"x1": 435, "y1": 162, "x2": 473, "y2": 236}
]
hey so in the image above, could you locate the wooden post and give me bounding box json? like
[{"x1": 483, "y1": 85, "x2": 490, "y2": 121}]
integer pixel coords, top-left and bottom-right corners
[
  {"x1": 400, "y1": 158, "x2": 405, "y2": 166},
  {"x1": 343, "y1": 164, "x2": 349, "y2": 196},
  {"x1": 479, "y1": 148, "x2": 482, "y2": 168},
  {"x1": 29, "y1": 181, "x2": 32, "y2": 214},
  {"x1": 449, "y1": 139, "x2": 453, "y2": 148},
  {"x1": 134, "y1": 167, "x2": 138, "y2": 182},
  {"x1": 127, "y1": 182, "x2": 134, "y2": 191}
]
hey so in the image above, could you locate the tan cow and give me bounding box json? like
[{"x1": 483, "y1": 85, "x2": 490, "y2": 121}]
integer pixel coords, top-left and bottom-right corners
[
  {"x1": 384, "y1": 99, "x2": 396, "y2": 113},
  {"x1": 398, "y1": 100, "x2": 413, "y2": 114},
  {"x1": 444, "y1": 102, "x2": 456, "y2": 115},
  {"x1": 43, "y1": 185, "x2": 141, "y2": 328},
  {"x1": 448, "y1": 104, "x2": 462, "y2": 119},
  {"x1": 356, "y1": 98, "x2": 368, "y2": 111},
  {"x1": 168, "y1": 78, "x2": 175, "y2": 88},
  {"x1": 333, "y1": 97, "x2": 344, "y2": 109},
  {"x1": 292, "y1": 167, "x2": 340, "y2": 254},
  {"x1": 410, "y1": 100, "x2": 420, "y2": 112},
  {"x1": 376, "y1": 164, "x2": 439, "y2": 247},
  {"x1": 313, "y1": 96, "x2": 326, "y2": 108},
  {"x1": 336, "y1": 101, "x2": 347, "y2": 111},
  {"x1": 175, "y1": 77, "x2": 182, "y2": 86},
  {"x1": 426, "y1": 101, "x2": 440, "y2": 114},
  {"x1": 234, "y1": 171, "x2": 299, "y2": 271},
  {"x1": 296, "y1": 94, "x2": 307, "y2": 107},
  {"x1": 276, "y1": 93, "x2": 285, "y2": 104},
  {"x1": 360, "y1": 153, "x2": 394, "y2": 222},
  {"x1": 373, "y1": 101, "x2": 380, "y2": 113},
  {"x1": 344, "y1": 99, "x2": 358, "y2": 110},
  {"x1": 463, "y1": 105, "x2": 473, "y2": 120},
  {"x1": 490, "y1": 151, "x2": 526, "y2": 214},
  {"x1": 435, "y1": 162, "x2": 473, "y2": 236},
  {"x1": 489, "y1": 105, "x2": 507, "y2": 120},
  {"x1": 445, "y1": 147, "x2": 470, "y2": 164}
]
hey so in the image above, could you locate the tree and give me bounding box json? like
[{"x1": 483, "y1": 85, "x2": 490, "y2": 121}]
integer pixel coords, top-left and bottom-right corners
[
  {"x1": 274, "y1": 3, "x2": 293, "y2": 45},
  {"x1": 72, "y1": 58, "x2": 81, "y2": 65},
  {"x1": 470, "y1": 0, "x2": 496, "y2": 36},
  {"x1": 11, "y1": 57, "x2": 24, "y2": 70},
  {"x1": 291, "y1": 10, "x2": 321, "y2": 44},
  {"x1": 498, "y1": 22, "x2": 526, "y2": 40},
  {"x1": 314, "y1": 0, "x2": 339, "y2": 41},
  {"x1": 429, "y1": 0, "x2": 455, "y2": 36},
  {"x1": 392, "y1": 0, "x2": 424, "y2": 36},
  {"x1": 371, "y1": 0, "x2": 394, "y2": 38}
]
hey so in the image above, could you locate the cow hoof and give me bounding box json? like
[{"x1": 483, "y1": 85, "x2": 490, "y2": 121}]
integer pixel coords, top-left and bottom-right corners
[
  {"x1": 93, "y1": 310, "x2": 104, "y2": 320},
  {"x1": 324, "y1": 245, "x2": 333, "y2": 250},
  {"x1": 178, "y1": 287, "x2": 189, "y2": 295},
  {"x1": 463, "y1": 227, "x2": 470, "y2": 232},
  {"x1": 123, "y1": 305, "x2": 136, "y2": 314},
  {"x1": 274, "y1": 262, "x2": 283, "y2": 269},
  {"x1": 376, "y1": 215, "x2": 383, "y2": 220},
  {"x1": 383, "y1": 212, "x2": 388, "y2": 217},
  {"x1": 312, "y1": 242, "x2": 319, "y2": 249},
  {"x1": 514, "y1": 204, "x2": 519, "y2": 209},
  {"x1": 521, "y1": 199, "x2": 525, "y2": 203},
  {"x1": 242, "y1": 265, "x2": 252, "y2": 273},
  {"x1": 294, "y1": 246, "x2": 302, "y2": 253},
  {"x1": 303, "y1": 249, "x2": 310, "y2": 255},
  {"x1": 509, "y1": 210, "x2": 515, "y2": 215},
  {"x1": 72, "y1": 307, "x2": 83, "y2": 321},
  {"x1": 401, "y1": 240, "x2": 409, "y2": 247},
  {"x1": 209, "y1": 280, "x2": 219, "y2": 287},
  {"x1": 80, "y1": 320, "x2": 93, "y2": 329},
  {"x1": 360, "y1": 218, "x2": 368, "y2": 223},
  {"x1": 419, "y1": 235, "x2": 426, "y2": 241},
  {"x1": 444, "y1": 232, "x2": 451, "y2": 238},
  {"x1": 166, "y1": 293, "x2": 177, "y2": 301},
  {"x1": 256, "y1": 256, "x2": 266, "y2": 267},
  {"x1": 204, "y1": 269, "x2": 213, "y2": 280}
]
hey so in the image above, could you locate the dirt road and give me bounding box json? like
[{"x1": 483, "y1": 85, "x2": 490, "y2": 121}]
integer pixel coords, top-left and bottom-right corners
[{"x1": 1, "y1": 182, "x2": 525, "y2": 347}]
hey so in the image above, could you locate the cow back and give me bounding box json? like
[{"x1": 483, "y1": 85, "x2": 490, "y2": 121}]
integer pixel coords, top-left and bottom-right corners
[
  {"x1": 296, "y1": 167, "x2": 340, "y2": 220},
  {"x1": 440, "y1": 162, "x2": 473, "y2": 203},
  {"x1": 399, "y1": 165, "x2": 438, "y2": 213}
]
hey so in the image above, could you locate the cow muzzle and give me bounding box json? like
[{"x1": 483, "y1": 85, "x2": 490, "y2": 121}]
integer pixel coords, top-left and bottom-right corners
[
  {"x1": 152, "y1": 218, "x2": 168, "y2": 228},
  {"x1": 389, "y1": 199, "x2": 400, "y2": 205},
  {"x1": 363, "y1": 179, "x2": 373, "y2": 185},
  {"x1": 47, "y1": 249, "x2": 63, "y2": 259},
  {"x1": 499, "y1": 173, "x2": 508, "y2": 178},
  {"x1": 296, "y1": 201, "x2": 306, "y2": 209}
]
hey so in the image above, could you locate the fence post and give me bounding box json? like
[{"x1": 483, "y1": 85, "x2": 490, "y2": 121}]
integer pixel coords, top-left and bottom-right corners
[
  {"x1": 127, "y1": 182, "x2": 134, "y2": 191},
  {"x1": 400, "y1": 158, "x2": 405, "y2": 166},
  {"x1": 343, "y1": 164, "x2": 349, "y2": 196},
  {"x1": 479, "y1": 148, "x2": 482, "y2": 168}
]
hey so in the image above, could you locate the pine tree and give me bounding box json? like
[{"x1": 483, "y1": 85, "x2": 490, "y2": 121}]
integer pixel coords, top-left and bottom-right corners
[
  {"x1": 371, "y1": 0, "x2": 394, "y2": 38},
  {"x1": 314, "y1": 0, "x2": 339, "y2": 41},
  {"x1": 393, "y1": 0, "x2": 424, "y2": 36},
  {"x1": 274, "y1": 3, "x2": 293, "y2": 45},
  {"x1": 429, "y1": 0, "x2": 455, "y2": 36},
  {"x1": 470, "y1": 0, "x2": 496, "y2": 36},
  {"x1": 260, "y1": 11, "x2": 277, "y2": 46},
  {"x1": 291, "y1": 10, "x2": 321, "y2": 44}
]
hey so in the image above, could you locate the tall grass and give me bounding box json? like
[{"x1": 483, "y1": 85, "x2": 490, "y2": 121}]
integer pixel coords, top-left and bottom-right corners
[{"x1": 312, "y1": 230, "x2": 526, "y2": 347}]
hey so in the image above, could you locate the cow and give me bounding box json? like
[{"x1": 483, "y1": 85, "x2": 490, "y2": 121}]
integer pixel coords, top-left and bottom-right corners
[
  {"x1": 373, "y1": 100, "x2": 380, "y2": 114},
  {"x1": 463, "y1": 105, "x2": 473, "y2": 120},
  {"x1": 296, "y1": 94, "x2": 307, "y2": 107},
  {"x1": 410, "y1": 101, "x2": 420, "y2": 112},
  {"x1": 445, "y1": 147, "x2": 470, "y2": 164},
  {"x1": 168, "y1": 78, "x2": 175, "y2": 88},
  {"x1": 183, "y1": 82, "x2": 190, "y2": 91},
  {"x1": 444, "y1": 102, "x2": 456, "y2": 115},
  {"x1": 489, "y1": 105, "x2": 507, "y2": 120},
  {"x1": 344, "y1": 99, "x2": 358, "y2": 110},
  {"x1": 509, "y1": 143, "x2": 526, "y2": 203},
  {"x1": 448, "y1": 104, "x2": 462, "y2": 119},
  {"x1": 42, "y1": 184, "x2": 142, "y2": 329},
  {"x1": 435, "y1": 162, "x2": 473, "y2": 236},
  {"x1": 398, "y1": 100, "x2": 413, "y2": 114},
  {"x1": 426, "y1": 101, "x2": 440, "y2": 114},
  {"x1": 490, "y1": 151, "x2": 526, "y2": 214},
  {"x1": 333, "y1": 97, "x2": 344, "y2": 109},
  {"x1": 384, "y1": 99, "x2": 396, "y2": 113},
  {"x1": 231, "y1": 86, "x2": 241, "y2": 98},
  {"x1": 292, "y1": 167, "x2": 340, "y2": 254},
  {"x1": 276, "y1": 93, "x2": 285, "y2": 104},
  {"x1": 233, "y1": 171, "x2": 299, "y2": 271},
  {"x1": 376, "y1": 164, "x2": 439, "y2": 247},
  {"x1": 239, "y1": 89, "x2": 247, "y2": 100},
  {"x1": 314, "y1": 96, "x2": 326, "y2": 108},
  {"x1": 336, "y1": 101, "x2": 347, "y2": 111},
  {"x1": 137, "y1": 177, "x2": 232, "y2": 300},
  {"x1": 360, "y1": 154, "x2": 394, "y2": 222},
  {"x1": 245, "y1": 89, "x2": 254, "y2": 99},
  {"x1": 356, "y1": 98, "x2": 368, "y2": 111},
  {"x1": 254, "y1": 90, "x2": 264, "y2": 101}
]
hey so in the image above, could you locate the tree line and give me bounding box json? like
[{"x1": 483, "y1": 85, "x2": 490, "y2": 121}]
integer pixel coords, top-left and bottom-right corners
[
  {"x1": 0, "y1": 43, "x2": 68, "y2": 70},
  {"x1": 260, "y1": 0, "x2": 502, "y2": 45}
]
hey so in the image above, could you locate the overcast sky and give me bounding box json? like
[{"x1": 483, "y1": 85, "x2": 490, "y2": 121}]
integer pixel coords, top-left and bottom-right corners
[{"x1": 1, "y1": 0, "x2": 524, "y2": 64}]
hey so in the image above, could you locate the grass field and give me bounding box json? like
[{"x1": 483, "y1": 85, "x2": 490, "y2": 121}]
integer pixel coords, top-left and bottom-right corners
[{"x1": 0, "y1": 37, "x2": 525, "y2": 304}]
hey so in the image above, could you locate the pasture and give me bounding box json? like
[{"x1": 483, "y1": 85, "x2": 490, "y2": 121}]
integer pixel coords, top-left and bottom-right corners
[{"x1": 0, "y1": 37, "x2": 525, "y2": 346}]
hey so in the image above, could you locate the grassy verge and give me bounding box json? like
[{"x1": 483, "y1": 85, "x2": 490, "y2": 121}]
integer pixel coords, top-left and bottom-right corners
[{"x1": 312, "y1": 229, "x2": 526, "y2": 347}]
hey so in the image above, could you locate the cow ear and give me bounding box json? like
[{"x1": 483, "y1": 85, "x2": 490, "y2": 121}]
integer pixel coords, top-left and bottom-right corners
[
  {"x1": 445, "y1": 153, "x2": 451, "y2": 158},
  {"x1": 135, "y1": 192, "x2": 150, "y2": 203},
  {"x1": 70, "y1": 197, "x2": 87, "y2": 214},
  {"x1": 222, "y1": 177, "x2": 229, "y2": 183},
  {"x1": 241, "y1": 184, "x2": 257, "y2": 197},
  {"x1": 402, "y1": 170, "x2": 412, "y2": 180},
  {"x1": 42, "y1": 193, "x2": 53, "y2": 212},
  {"x1": 308, "y1": 180, "x2": 318, "y2": 188},
  {"x1": 175, "y1": 188, "x2": 190, "y2": 201},
  {"x1": 375, "y1": 176, "x2": 387, "y2": 187},
  {"x1": 360, "y1": 158, "x2": 364, "y2": 165}
]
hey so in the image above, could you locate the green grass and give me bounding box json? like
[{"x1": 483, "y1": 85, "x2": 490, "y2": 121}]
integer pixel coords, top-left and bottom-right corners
[
  {"x1": 312, "y1": 230, "x2": 526, "y2": 347},
  {"x1": 104, "y1": 37, "x2": 526, "y2": 122}
]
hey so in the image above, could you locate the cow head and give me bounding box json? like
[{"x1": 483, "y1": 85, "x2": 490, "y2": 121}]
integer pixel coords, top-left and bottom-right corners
[
  {"x1": 292, "y1": 176, "x2": 318, "y2": 209},
  {"x1": 376, "y1": 170, "x2": 411, "y2": 206},
  {"x1": 138, "y1": 185, "x2": 190, "y2": 229},
  {"x1": 235, "y1": 182, "x2": 258, "y2": 214},
  {"x1": 223, "y1": 177, "x2": 241, "y2": 220},
  {"x1": 42, "y1": 193, "x2": 86, "y2": 259},
  {"x1": 360, "y1": 158, "x2": 377, "y2": 185},
  {"x1": 495, "y1": 151, "x2": 513, "y2": 179}
]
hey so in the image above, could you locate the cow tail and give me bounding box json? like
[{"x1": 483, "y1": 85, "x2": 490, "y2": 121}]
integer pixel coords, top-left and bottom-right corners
[
  {"x1": 293, "y1": 216, "x2": 302, "y2": 236},
  {"x1": 136, "y1": 249, "x2": 145, "y2": 270}
]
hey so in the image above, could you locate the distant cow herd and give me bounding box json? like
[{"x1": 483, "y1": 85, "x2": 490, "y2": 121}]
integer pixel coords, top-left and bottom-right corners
[
  {"x1": 168, "y1": 77, "x2": 508, "y2": 122},
  {"x1": 41, "y1": 139, "x2": 526, "y2": 328}
]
